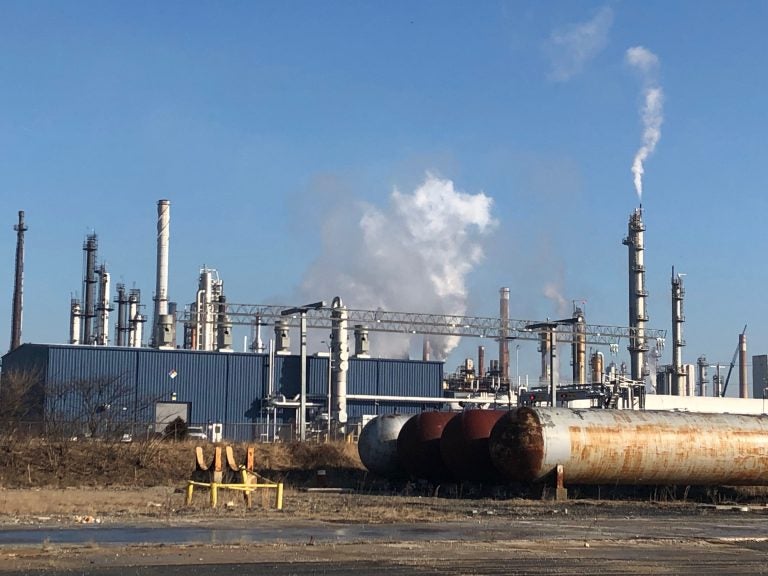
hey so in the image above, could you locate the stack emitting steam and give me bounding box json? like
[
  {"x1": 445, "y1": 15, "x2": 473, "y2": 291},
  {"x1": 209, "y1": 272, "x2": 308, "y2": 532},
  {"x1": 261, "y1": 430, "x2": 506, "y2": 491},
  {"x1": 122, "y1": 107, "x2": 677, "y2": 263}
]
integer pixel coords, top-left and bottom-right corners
[
  {"x1": 301, "y1": 173, "x2": 496, "y2": 360},
  {"x1": 626, "y1": 46, "x2": 664, "y2": 201}
]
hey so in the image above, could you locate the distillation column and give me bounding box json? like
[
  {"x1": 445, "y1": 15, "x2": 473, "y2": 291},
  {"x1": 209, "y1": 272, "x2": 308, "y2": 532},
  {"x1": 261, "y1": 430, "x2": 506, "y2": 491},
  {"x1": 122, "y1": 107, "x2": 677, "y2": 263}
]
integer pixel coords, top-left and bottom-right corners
[
  {"x1": 82, "y1": 234, "x2": 98, "y2": 345},
  {"x1": 622, "y1": 208, "x2": 649, "y2": 382},
  {"x1": 671, "y1": 268, "x2": 686, "y2": 395},
  {"x1": 571, "y1": 307, "x2": 587, "y2": 385},
  {"x1": 331, "y1": 297, "x2": 349, "y2": 427}
]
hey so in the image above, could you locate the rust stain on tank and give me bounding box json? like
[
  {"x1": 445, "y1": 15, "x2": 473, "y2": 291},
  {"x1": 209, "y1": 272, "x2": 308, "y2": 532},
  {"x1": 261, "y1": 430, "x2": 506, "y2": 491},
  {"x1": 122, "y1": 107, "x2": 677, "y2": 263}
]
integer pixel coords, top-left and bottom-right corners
[
  {"x1": 488, "y1": 407, "x2": 544, "y2": 482},
  {"x1": 563, "y1": 412, "x2": 768, "y2": 485}
]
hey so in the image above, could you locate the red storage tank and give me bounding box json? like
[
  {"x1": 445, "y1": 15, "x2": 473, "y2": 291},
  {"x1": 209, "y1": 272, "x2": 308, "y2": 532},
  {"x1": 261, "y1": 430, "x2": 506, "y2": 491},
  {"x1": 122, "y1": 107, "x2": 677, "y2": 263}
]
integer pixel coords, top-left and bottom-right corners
[
  {"x1": 397, "y1": 411, "x2": 456, "y2": 482},
  {"x1": 440, "y1": 409, "x2": 509, "y2": 482}
]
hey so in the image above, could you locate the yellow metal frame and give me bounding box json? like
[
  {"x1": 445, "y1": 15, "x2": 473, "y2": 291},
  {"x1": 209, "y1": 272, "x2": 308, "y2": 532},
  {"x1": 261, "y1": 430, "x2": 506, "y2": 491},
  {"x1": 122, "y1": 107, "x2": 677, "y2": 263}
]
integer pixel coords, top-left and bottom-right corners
[{"x1": 185, "y1": 468, "x2": 284, "y2": 510}]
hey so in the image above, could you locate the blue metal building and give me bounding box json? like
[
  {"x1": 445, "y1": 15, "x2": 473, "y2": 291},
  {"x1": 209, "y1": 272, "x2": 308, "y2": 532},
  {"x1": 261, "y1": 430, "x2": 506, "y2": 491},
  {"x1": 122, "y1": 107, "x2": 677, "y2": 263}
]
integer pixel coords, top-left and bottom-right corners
[{"x1": 1, "y1": 344, "x2": 444, "y2": 440}]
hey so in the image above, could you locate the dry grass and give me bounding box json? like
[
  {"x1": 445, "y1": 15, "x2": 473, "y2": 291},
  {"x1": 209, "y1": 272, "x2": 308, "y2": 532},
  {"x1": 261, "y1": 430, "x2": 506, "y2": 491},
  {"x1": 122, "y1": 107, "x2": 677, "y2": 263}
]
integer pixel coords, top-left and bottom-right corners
[{"x1": 0, "y1": 435, "x2": 364, "y2": 489}]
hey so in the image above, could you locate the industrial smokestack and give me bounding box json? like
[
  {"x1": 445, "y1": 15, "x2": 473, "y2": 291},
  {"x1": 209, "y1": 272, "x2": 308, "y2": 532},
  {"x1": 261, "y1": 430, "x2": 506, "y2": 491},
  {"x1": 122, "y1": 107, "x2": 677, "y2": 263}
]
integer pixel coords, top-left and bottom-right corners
[
  {"x1": 671, "y1": 267, "x2": 686, "y2": 395},
  {"x1": 152, "y1": 199, "x2": 171, "y2": 348},
  {"x1": 623, "y1": 207, "x2": 648, "y2": 382},
  {"x1": 499, "y1": 287, "x2": 510, "y2": 382},
  {"x1": 9, "y1": 211, "x2": 27, "y2": 351},
  {"x1": 478, "y1": 345, "x2": 485, "y2": 378},
  {"x1": 739, "y1": 332, "x2": 748, "y2": 398}
]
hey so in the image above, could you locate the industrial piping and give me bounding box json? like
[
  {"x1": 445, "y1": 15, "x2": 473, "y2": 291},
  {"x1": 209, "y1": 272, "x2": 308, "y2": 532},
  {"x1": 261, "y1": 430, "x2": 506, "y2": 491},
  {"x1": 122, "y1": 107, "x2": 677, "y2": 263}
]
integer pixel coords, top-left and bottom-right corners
[{"x1": 489, "y1": 407, "x2": 768, "y2": 486}]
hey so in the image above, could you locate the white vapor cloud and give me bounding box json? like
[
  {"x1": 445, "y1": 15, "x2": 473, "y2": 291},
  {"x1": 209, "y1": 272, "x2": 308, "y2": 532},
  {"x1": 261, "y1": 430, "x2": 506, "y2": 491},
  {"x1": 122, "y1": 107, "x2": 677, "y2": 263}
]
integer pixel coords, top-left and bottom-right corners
[
  {"x1": 301, "y1": 173, "x2": 496, "y2": 360},
  {"x1": 546, "y1": 6, "x2": 613, "y2": 82},
  {"x1": 543, "y1": 281, "x2": 570, "y2": 317},
  {"x1": 626, "y1": 46, "x2": 664, "y2": 201}
]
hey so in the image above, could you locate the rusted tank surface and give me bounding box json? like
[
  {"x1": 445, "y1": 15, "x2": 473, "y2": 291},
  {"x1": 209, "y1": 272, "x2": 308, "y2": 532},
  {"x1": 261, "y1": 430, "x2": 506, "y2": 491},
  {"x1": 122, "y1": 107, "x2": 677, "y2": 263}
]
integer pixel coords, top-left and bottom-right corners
[
  {"x1": 489, "y1": 407, "x2": 768, "y2": 485},
  {"x1": 397, "y1": 411, "x2": 457, "y2": 482},
  {"x1": 358, "y1": 414, "x2": 411, "y2": 478},
  {"x1": 440, "y1": 409, "x2": 508, "y2": 482}
]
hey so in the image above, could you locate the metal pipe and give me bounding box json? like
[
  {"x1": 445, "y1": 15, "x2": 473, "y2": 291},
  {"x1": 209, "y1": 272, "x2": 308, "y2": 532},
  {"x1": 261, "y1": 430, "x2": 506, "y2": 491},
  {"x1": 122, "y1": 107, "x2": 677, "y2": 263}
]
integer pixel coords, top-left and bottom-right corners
[
  {"x1": 490, "y1": 407, "x2": 768, "y2": 485},
  {"x1": 10, "y1": 210, "x2": 27, "y2": 351}
]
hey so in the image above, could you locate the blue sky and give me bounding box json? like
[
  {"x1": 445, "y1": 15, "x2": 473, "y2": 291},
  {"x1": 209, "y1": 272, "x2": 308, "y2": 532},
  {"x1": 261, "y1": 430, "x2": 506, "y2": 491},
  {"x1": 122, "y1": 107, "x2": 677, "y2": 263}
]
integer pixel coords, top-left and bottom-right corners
[{"x1": 1, "y1": 1, "x2": 767, "y2": 389}]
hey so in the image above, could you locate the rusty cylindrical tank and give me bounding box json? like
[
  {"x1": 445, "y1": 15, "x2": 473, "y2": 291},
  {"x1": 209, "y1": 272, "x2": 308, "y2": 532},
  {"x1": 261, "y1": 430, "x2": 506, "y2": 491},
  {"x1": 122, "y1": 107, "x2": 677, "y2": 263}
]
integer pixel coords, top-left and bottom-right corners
[
  {"x1": 357, "y1": 414, "x2": 411, "y2": 478},
  {"x1": 397, "y1": 411, "x2": 457, "y2": 482},
  {"x1": 489, "y1": 407, "x2": 768, "y2": 486},
  {"x1": 440, "y1": 409, "x2": 508, "y2": 482}
]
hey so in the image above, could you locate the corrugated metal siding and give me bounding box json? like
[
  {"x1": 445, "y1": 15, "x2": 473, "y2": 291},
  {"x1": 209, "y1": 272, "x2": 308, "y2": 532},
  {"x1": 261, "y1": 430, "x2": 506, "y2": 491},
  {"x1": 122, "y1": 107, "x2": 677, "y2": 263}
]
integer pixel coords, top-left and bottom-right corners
[
  {"x1": 307, "y1": 356, "x2": 330, "y2": 397},
  {"x1": 4, "y1": 344, "x2": 446, "y2": 438},
  {"x1": 137, "y1": 350, "x2": 228, "y2": 425},
  {"x1": 348, "y1": 358, "x2": 378, "y2": 395},
  {"x1": 226, "y1": 353, "x2": 267, "y2": 422},
  {"x1": 45, "y1": 347, "x2": 139, "y2": 422},
  {"x1": 378, "y1": 359, "x2": 443, "y2": 397},
  {"x1": 273, "y1": 355, "x2": 299, "y2": 398},
  {"x1": 1, "y1": 344, "x2": 49, "y2": 420}
]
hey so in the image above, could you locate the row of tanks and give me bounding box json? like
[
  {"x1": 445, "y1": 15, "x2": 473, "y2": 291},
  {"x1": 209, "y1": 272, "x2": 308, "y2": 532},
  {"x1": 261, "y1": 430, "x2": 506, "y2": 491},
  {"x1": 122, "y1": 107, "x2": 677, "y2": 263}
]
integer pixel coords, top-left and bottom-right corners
[{"x1": 358, "y1": 408, "x2": 768, "y2": 488}]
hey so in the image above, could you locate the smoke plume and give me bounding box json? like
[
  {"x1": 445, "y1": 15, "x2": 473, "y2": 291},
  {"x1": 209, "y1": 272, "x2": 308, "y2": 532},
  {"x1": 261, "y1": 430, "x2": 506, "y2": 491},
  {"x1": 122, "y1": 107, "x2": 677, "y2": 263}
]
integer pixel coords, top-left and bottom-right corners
[
  {"x1": 301, "y1": 173, "x2": 496, "y2": 360},
  {"x1": 626, "y1": 46, "x2": 664, "y2": 201}
]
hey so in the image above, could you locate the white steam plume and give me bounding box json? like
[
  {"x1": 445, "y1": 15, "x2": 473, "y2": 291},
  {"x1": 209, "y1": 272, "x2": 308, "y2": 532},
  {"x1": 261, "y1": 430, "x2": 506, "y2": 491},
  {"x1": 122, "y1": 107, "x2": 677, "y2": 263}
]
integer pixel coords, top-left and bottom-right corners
[
  {"x1": 543, "y1": 282, "x2": 569, "y2": 317},
  {"x1": 300, "y1": 173, "x2": 496, "y2": 360},
  {"x1": 626, "y1": 46, "x2": 664, "y2": 201}
]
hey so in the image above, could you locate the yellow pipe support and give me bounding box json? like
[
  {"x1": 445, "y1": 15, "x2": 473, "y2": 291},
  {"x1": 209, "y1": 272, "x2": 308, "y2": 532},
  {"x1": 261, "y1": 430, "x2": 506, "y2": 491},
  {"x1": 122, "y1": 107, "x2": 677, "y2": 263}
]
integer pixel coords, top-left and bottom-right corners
[{"x1": 276, "y1": 482, "x2": 284, "y2": 510}]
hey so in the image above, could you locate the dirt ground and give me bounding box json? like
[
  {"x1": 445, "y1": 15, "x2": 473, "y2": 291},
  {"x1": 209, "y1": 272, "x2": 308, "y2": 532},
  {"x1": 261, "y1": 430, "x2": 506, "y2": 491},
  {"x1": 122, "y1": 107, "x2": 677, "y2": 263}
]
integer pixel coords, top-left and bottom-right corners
[
  {"x1": 0, "y1": 488, "x2": 767, "y2": 574},
  {"x1": 0, "y1": 440, "x2": 767, "y2": 574}
]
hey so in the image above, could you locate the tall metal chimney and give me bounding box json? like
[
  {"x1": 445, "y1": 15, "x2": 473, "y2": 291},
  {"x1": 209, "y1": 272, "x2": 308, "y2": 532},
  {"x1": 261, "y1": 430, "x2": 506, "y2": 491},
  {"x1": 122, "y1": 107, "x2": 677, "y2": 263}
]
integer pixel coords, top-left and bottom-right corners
[
  {"x1": 623, "y1": 207, "x2": 648, "y2": 382},
  {"x1": 10, "y1": 210, "x2": 27, "y2": 351},
  {"x1": 739, "y1": 332, "x2": 748, "y2": 398},
  {"x1": 152, "y1": 199, "x2": 171, "y2": 348},
  {"x1": 478, "y1": 345, "x2": 485, "y2": 378},
  {"x1": 499, "y1": 287, "x2": 510, "y2": 382},
  {"x1": 671, "y1": 267, "x2": 686, "y2": 395}
]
